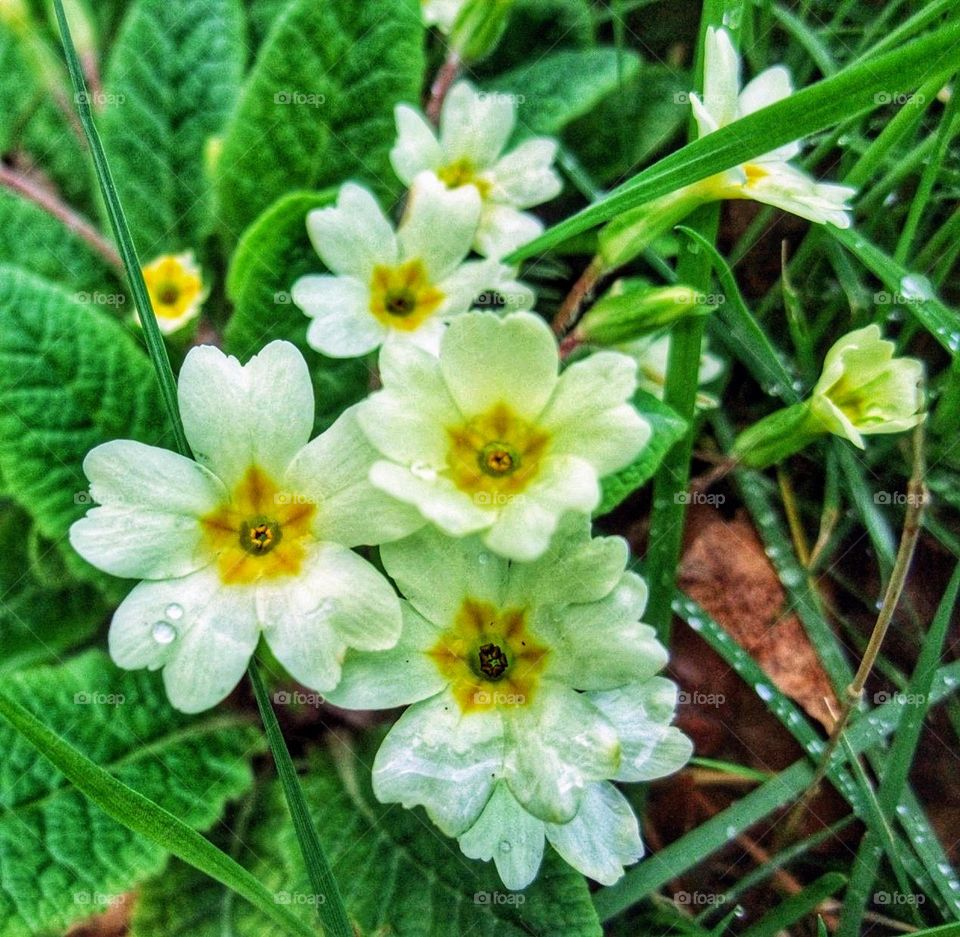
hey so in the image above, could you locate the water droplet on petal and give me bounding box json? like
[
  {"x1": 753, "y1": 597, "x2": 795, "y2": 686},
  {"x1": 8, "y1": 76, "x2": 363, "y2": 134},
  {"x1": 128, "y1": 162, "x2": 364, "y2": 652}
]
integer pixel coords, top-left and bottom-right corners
[
  {"x1": 165, "y1": 603, "x2": 184, "y2": 621},
  {"x1": 152, "y1": 621, "x2": 176, "y2": 644}
]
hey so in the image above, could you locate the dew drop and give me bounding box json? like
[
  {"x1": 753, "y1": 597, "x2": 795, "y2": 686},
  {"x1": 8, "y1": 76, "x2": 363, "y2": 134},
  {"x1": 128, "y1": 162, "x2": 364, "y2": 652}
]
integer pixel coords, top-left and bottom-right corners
[
  {"x1": 498, "y1": 839, "x2": 512, "y2": 853},
  {"x1": 410, "y1": 461, "x2": 437, "y2": 482},
  {"x1": 152, "y1": 620, "x2": 176, "y2": 645},
  {"x1": 899, "y1": 274, "x2": 934, "y2": 303},
  {"x1": 478, "y1": 552, "x2": 490, "y2": 565},
  {"x1": 755, "y1": 684, "x2": 774, "y2": 702},
  {"x1": 164, "y1": 603, "x2": 184, "y2": 621}
]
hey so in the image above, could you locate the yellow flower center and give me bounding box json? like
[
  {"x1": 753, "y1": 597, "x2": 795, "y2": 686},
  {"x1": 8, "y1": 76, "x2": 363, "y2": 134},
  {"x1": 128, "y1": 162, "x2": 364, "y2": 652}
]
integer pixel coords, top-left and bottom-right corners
[
  {"x1": 447, "y1": 403, "x2": 549, "y2": 502},
  {"x1": 200, "y1": 466, "x2": 316, "y2": 585},
  {"x1": 743, "y1": 163, "x2": 769, "y2": 187},
  {"x1": 437, "y1": 157, "x2": 492, "y2": 197},
  {"x1": 428, "y1": 598, "x2": 549, "y2": 712},
  {"x1": 142, "y1": 254, "x2": 203, "y2": 321},
  {"x1": 369, "y1": 259, "x2": 445, "y2": 332}
]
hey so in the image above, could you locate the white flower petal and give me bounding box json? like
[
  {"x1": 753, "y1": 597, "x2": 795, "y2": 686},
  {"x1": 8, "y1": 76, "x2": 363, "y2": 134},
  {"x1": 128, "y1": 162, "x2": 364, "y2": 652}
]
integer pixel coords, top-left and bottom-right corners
[
  {"x1": 70, "y1": 440, "x2": 225, "y2": 580},
  {"x1": 542, "y1": 351, "x2": 648, "y2": 476},
  {"x1": 502, "y1": 684, "x2": 619, "y2": 823},
  {"x1": 399, "y1": 172, "x2": 481, "y2": 280},
  {"x1": 258, "y1": 542, "x2": 401, "y2": 690},
  {"x1": 544, "y1": 782, "x2": 643, "y2": 885},
  {"x1": 369, "y1": 461, "x2": 493, "y2": 537},
  {"x1": 488, "y1": 138, "x2": 562, "y2": 208},
  {"x1": 325, "y1": 602, "x2": 446, "y2": 710},
  {"x1": 588, "y1": 679, "x2": 694, "y2": 781},
  {"x1": 373, "y1": 690, "x2": 504, "y2": 836},
  {"x1": 285, "y1": 407, "x2": 424, "y2": 547},
  {"x1": 292, "y1": 274, "x2": 385, "y2": 358},
  {"x1": 178, "y1": 341, "x2": 314, "y2": 489},
  {"x1": 738, "y1": 64, "x2": 793, "y2": 116},
  {"x1": 502, "y1": 514, "x2": 627, "y2": 607},
  {"x1": 541, "y1": 573, "x2": 668, "y2": 690},
  {"x1": 440, "y1": 81, "x2": 515, "y2": 165},
  {"x1": 441, "y1": 311, "x2": 558, "y2": 420},
  {"x1": 458, "y1": 783, "x2": 545, "y2": 890},
  {"x1": 109, "y1": 565, "x2": 258, "y2": 713},
  {"x1": 474, "y1": 204, "x2": 544, "y2": 259},
  {"x1": 306, "y1": 183, "x2": 398, "y2": 279},
  {"x1": 359, "y1": 342, "x2": 462, "y2": 467},
  {"x1": 435, "y1": 259, "x2": 498, "y2": 317},
  {"x1": 743, "y1": 161, "x2": 855, "y2": 227},
  {"x1": 690, "y1": 92, "x2": 720, "y2": 138},
  {"x1": 702, "y1": 27, "x2": 741, "y2": 128},
  {"x1": 390, "y1": 103, "x2": 443, "y2": 186},
  {"x1": 381, "y1": 526, "x2": 508, "y2": 626},
  {"x1": 481, "y1": 456, "x2": 599, "y2": 562}
]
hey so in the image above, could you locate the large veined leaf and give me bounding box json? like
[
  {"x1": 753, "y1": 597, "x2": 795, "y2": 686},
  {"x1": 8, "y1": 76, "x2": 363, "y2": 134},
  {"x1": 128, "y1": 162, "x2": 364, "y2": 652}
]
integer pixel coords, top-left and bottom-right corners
[
  {"x1": 488, "y1": 48, "x2": 641, "y2": 139},
  {"x1": 0, "y1": 502, "x2": 106, "y2": 675},
  {"x1": 133, "y1": 738, "x2": 603, "y2": 937},
  {"x1": 0, "y1": 189, "x2": 119, "y2": 293},
  {"x1": 216, "y1": 0, "x2": 425, "y2": 239},
  {"x1": 224, "y1": 191, "x2": 369, "y2": 433},
  {"x1": 0, "y1": 266, "x2": 163, "y2": 596},
  {"x1": 100, "y1": 0, "x2": 245, "y2": 254},
  {"x1": 0, "y1": 650, "x2": 261, "y2": 937}
]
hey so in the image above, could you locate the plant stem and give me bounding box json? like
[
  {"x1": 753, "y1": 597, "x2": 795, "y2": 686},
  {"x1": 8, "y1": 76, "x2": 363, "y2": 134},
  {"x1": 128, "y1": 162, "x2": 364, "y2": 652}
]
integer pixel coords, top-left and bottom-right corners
[
  {"x1": 426, "y1": 49, "x2": 462, "y2": 124},
  {"x1": 0, "y1": 163, "x2": 122, "y2": 273},
  {"x1": 52, "y1": 0, "x2": 190, "y2": 458},
  {"x1": 249, "y1": 659, "x2": 353, "y2": 937},
  {"x1": 782, "y1": 423, "x2": 927, "y2": 839},
  {"x1": 551, "y1": 256, "x2": 603, "y2": 337}
]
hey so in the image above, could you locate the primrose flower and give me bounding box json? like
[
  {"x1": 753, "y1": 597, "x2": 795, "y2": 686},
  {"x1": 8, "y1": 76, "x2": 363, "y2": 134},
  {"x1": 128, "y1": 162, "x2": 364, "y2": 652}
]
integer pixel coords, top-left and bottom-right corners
[
  {"x1": 140, "y1": 252, "x2": 206, "y2": 334},
  {"x1": 69, "y1": 341, "x2": 422, "y2": 712},
  {"x1": 391, "y1": 81, "x2": 562, "y2": 258},
  {"x1": 421, "y1": 0, "x2": 463, "y2": 32},
  {"x1": 732, "y1": 325, "x2": 924, "y2": 467},
  {"x1": 808, "y1": 324, "x2": 925, "y2": 446},
  {"x1": 600, "y1": 28, "x2": 856, "y2": 268},
  {"x1": 325, "y1": 521, "x2": 692, "y2": 888},
  {"x1": 292, "y1": 176, "x2": 515, "y2": 358},
  {"x1": 357, "y1": 311, "x2": 650, "y2": 561}
]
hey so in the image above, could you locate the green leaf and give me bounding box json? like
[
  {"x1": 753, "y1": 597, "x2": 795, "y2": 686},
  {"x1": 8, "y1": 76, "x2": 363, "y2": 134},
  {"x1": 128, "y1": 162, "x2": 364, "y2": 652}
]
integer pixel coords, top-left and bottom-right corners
[
  {"x1": 507, "y1": 20, "x2": 960, "y2": 261},
  {"x1": 134, "y1": 735, "x2": 604, "y2": 937},
  {"x1": 0, "y1": 650, "x2": 263, "y2": 937},
  {"x1": 224, "y1": 191, "x2": 369, "y2": 433},
  {"x1": 19, "y1": 100, "x2": 94, "y2": 210},
  {"x1": 0, "y1": 266, "x2": 164, "y2": 595},
  {"x1": 740, "y1": 873, "x2": 847, "y2": 937},
  {"x1": 487, "y1": 48, "x2": 640, "y2": 138},
  {"x1": 0, "y1": 21, "x2": 40, "y2": 152},
  {"x1": 0, "y1": 502, "x2": 106, "y2": 674},
  {"x1": 565, "y1": 64, "x2": 689, "y2": 186},
  {"x1": 101, "y1": 0, "x2": 245, "y2": 252},
  {"x1": 216, "y1": 0, "x2": 425, "y2": 239},
  {"x1": 0, "y1": 188, "x2": 119, "y2": 293},
  {"x1": 597, "y1": 389, "x2": 687, "y2": 515}
]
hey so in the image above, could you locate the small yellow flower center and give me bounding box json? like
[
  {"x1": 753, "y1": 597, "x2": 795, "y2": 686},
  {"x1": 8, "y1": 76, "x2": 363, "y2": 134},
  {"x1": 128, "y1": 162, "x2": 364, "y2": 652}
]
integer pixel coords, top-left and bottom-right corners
[
  {"x1": 743, "y1": 163, "x2": 769, "y2": 187},
  {"x1": 437, "y1": 157, "x2": 492, "y2": 196},
  {"x1": 369, "y1": 259, "x2": 445, "y2": 332},
  {"x1": 200, "y1": 466, "x2": 316, "y2": 585},
  {"x1": 447, "y1": 403, "x2": 549, "y2": 502},
  {"x1": 428, "y1": 598, "x2": 549, "y2": 712},
  {"x1": 142, "y1": 254, "x2": 203, "y2": 321}
]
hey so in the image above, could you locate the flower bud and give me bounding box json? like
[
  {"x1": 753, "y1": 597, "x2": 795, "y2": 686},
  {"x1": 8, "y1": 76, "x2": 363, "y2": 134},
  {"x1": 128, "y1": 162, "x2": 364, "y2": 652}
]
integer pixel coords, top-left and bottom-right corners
[
  {"x1": 730, "y1": 402, "x2": 822, "y2": 469},
  {"x1": 450, "y1": 0, "x2": 515, "y2": 62},
  {"x1": 577, "y1": 280, "x2": 711, "y2": 346}
]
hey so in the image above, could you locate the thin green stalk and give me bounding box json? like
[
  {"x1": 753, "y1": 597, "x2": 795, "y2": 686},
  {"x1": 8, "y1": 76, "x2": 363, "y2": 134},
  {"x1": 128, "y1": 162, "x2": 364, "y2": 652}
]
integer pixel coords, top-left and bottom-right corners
[
  {"x1": 249, "y1": 659, "x2": 353, "y2": 937},
  {"x1": 52, "y1": 0, "x2": 189, "y2": 457}
]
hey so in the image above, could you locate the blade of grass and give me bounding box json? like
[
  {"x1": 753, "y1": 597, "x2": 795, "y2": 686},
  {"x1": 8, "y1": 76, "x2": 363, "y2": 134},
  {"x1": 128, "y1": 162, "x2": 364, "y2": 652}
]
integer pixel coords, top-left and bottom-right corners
[
  {"x1": 52, "y1": 0, "x2": 189, "y2": 457},
  {"x1": 249, "y1": 658, "x2": 353, "y2": 937},
  {"x1": 740, "y1": 873, "x2": 846, "y2": 937},
  {"x1": 0, "y1": 689, "x2": 316, "y2": 937},
  {"x1": 507, "y1": 20, "x2": 960, "y2": 262}
]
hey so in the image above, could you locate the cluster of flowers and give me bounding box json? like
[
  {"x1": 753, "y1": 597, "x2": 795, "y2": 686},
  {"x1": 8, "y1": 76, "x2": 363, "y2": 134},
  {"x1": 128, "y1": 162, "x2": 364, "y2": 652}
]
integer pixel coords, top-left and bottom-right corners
[{"x1": 73, "y1": 24, "x2": 925, "y2": 891}]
